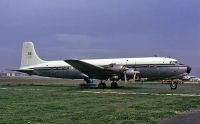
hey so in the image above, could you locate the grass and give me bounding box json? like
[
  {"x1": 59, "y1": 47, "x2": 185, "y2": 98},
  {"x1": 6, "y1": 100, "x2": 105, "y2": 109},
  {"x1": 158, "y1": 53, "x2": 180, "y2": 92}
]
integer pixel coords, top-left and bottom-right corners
[{"x1": 0, "y1": 77, "x2": 200, "y2": 124}]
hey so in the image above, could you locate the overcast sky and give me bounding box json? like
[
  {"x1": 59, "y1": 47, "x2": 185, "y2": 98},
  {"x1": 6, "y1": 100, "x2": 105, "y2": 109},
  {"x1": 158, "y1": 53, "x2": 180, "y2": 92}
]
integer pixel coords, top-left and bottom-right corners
[{"x1": 0, "y1": 0, "x2": 200, "y2": 76}]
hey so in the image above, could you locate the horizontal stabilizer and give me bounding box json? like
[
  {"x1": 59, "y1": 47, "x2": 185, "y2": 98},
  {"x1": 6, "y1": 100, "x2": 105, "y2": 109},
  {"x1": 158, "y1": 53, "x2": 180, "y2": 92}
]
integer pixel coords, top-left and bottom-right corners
[{"x1": 11, "y1": 69, "x2": 34, "y2": 75}]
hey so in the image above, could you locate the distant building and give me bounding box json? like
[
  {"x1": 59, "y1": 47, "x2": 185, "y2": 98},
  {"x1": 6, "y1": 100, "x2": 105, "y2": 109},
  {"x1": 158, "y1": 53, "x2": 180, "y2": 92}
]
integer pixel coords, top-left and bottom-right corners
[
  {"x1": 6, "y1": 72, "x2": 16, "y2": 77},
  {"x1": 0, "y1": 71, "x2": 28, "y2": 77}
]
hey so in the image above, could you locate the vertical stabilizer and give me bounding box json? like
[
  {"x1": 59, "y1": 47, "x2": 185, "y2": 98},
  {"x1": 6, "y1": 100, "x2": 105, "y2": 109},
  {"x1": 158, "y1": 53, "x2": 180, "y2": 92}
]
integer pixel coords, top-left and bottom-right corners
[{"x1": 20, "y1": 42, "x2": 45, "y2": 69}]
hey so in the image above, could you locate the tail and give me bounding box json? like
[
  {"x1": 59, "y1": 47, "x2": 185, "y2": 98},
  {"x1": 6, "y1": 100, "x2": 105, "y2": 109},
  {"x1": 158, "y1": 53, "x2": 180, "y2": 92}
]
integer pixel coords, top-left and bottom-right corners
[{"x1": 20, "y1": 42, "x2": 45, "y2": 69}]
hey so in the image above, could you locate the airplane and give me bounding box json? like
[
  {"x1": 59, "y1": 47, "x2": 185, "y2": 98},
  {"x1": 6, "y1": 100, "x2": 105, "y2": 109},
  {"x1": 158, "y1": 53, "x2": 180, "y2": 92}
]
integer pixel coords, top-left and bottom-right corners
[{"x1": 17, "y1": 42, "x2": 192, "y2": 89}]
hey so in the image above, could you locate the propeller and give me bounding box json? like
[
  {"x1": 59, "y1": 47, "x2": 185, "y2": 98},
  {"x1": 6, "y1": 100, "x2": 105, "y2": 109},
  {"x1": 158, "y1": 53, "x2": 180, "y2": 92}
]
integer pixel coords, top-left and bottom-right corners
[
  {"x1": 123, "y1": 71, "x2": 127, "y2": 83},
  {"x1": 123, "y1": 66, "x2": 129, "y2": 83},
  {"x1": 123, "y1": 68, "x2": 140, "y2": 83},
  {"x1": 133, "y1": 73, "x2": 136, "y2": 82}
]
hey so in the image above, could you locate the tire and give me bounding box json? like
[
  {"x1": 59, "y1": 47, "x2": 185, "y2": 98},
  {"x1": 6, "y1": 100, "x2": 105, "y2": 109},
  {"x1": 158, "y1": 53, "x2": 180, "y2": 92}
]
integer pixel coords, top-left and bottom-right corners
[
  {"x1": 111, "y1": 82, "x2": 118, "y2": 88},
  {"x1": 170, "y1": 82, "x2": 177, "y2": 90},
  {"x1": 98, "y1": 83, "x2": 106, "y2": 89}
]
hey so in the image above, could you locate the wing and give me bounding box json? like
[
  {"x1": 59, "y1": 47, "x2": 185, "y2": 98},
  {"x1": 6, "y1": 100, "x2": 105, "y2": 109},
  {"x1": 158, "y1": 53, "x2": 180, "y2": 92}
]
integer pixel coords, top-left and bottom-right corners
[{"x1": 64, "y1": 60, "x2": 113, "y2": 80}]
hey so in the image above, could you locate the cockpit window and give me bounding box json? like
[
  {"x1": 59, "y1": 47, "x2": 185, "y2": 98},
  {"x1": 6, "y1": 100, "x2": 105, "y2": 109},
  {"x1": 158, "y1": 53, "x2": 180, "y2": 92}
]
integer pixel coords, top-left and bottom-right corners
[{"x1": 170, "y1": 61, "x2": 178, "y2": 65}]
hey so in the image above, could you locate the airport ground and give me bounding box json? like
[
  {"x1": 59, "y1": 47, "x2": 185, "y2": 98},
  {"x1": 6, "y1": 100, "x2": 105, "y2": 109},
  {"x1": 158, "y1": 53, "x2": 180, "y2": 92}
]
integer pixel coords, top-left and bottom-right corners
[{"x1": 0, "y1": 77, "x2": 200, "y2": 124}]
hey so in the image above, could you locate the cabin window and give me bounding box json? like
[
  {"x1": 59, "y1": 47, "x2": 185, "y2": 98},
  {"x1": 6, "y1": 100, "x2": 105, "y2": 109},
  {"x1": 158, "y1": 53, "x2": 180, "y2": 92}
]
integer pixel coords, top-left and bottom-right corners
[{"x1": 69, "y1": 66, "x2": 74, "y2": 70}]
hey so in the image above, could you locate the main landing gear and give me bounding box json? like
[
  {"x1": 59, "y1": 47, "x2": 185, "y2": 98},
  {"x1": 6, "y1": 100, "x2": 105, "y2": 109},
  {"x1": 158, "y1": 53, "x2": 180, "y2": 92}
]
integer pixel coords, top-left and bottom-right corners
[
  {"x1": 83, "y1": 78, "x2": 119, "y2": 89},
  {"x1": 98, "y1": 81, "x2": 107, "y2": 89},
  {"x1": 111, "y1": 81, "x2": 118, "y2": 88},
  {"x1": 97, "y1": 81, "x2": 119, "y2": 89}
]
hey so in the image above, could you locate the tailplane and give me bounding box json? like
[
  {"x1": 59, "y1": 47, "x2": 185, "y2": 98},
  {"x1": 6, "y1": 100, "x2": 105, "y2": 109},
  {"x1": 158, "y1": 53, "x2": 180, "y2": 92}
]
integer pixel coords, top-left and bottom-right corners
[{"x1": 20, "y1": 42, "x2": 45, "y2": 69}]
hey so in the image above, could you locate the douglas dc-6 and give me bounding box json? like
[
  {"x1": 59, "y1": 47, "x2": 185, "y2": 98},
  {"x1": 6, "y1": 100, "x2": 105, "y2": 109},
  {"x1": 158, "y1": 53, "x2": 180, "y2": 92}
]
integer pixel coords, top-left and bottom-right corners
[{"x1": 17, "y1": 42, "x2": 191, "y2": 89}]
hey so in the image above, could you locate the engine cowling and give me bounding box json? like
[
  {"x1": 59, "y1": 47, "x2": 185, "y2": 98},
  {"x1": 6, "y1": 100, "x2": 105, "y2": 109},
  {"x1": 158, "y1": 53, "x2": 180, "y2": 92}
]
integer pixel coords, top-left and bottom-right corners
[
  {"x1": 125, "y1": 68, "x2": 136, "y2": 76},
  {"x1": 107, "y1": 64, "x2": 126, "y2": 72},
  {"x1": 107, "y1": 64, "x2": 140, "y2": 81},
  {"x1": 124, "y1": 68, "x2": 140, "y2": 80}
]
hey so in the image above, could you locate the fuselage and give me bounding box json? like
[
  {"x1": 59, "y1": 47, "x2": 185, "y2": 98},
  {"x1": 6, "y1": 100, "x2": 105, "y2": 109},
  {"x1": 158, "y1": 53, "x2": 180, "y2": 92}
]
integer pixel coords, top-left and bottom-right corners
[{"x1": 19, "y1": 57, "x2": 190, "y2": 80}]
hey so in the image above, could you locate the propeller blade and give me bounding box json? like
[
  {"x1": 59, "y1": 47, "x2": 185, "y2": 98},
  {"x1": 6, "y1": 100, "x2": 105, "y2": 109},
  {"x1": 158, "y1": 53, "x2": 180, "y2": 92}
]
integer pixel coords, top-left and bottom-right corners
[
  {"x1": 124, "y1": 71, "x2": 127, "y2": 83},
  {"x1": 133, "y1": 73, "x2": 136, "y2": 82}
]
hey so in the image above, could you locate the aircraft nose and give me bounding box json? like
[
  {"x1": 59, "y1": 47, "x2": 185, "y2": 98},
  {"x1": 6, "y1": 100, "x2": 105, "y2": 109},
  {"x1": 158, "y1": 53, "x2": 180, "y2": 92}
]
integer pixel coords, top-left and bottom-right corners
[{"x1": 187, "y1": 66, "x2": 192, "y2": 74}]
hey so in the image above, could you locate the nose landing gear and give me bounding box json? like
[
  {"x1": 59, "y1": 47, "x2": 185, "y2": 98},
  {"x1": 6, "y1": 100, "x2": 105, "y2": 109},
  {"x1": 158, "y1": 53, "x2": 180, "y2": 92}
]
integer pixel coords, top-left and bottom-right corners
[
  {"x1": 170, "y1": 82, "x2": 177, "y2": 90},
  {"x1": 160, "y1": 79, "x2": 183, "y2": 90}
]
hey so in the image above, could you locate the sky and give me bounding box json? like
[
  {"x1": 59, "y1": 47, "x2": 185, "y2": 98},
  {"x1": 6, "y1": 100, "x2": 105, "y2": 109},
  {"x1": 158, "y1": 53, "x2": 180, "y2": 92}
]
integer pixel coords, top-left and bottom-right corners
[{"x1": 0, "y1": 0, "x2": 200, "y2": 76}]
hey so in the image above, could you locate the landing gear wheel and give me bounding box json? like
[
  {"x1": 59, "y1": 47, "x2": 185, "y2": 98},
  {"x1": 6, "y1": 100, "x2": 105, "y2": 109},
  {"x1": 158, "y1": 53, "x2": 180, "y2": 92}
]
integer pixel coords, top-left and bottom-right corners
[
  {"x1": 98, "y1": 83, "x2": 106, "y2": 89},
  {"x1": 170, "y1": 82, "x2": 177, "y2": 90},
  {"x1": 111, "y1": 82, "x2": 118, "y2": 88}
]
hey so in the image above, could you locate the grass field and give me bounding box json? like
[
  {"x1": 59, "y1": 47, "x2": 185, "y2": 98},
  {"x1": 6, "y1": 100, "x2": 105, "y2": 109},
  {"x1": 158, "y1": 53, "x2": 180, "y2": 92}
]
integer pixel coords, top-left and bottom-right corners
[{"x1": 0, "y1": 77, "x2": 200, "y2": 124}]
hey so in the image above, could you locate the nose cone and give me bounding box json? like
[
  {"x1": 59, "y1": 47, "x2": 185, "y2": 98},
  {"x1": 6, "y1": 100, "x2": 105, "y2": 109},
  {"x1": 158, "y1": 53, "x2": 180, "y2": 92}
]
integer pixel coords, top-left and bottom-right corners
[{"x1": 187, "y1": 66, "x2": 192, "y2": 74}]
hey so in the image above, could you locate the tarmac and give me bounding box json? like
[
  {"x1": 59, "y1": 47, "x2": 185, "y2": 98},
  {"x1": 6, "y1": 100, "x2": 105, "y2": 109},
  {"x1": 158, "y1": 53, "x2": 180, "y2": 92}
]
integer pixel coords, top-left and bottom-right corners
[
  {"x1": 79, "y1": 90, "x2": 200, "y2": 124},
  {"x1": 161, "y1": 110, "x2": 200, "y2": 124},
  {"x1": 78, "y1": 90, "x2": 200, "y2": 97}
]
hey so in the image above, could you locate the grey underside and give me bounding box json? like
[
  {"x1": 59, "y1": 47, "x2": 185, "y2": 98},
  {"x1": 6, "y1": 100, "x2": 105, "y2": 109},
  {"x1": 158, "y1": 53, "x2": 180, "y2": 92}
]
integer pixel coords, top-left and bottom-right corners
[{"x1": 26, "y1": 65, "x2": 187, "y2": 80}]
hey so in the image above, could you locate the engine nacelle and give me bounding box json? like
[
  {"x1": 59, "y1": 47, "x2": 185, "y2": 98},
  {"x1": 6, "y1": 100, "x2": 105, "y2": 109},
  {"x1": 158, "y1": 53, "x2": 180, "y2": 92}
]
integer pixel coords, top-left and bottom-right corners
[
  {"x1": 124, "y1": 68, "x2": 140, "y2": 80},
  {"x1": 125, "y1": 68, "x2": 136, "y2": 76},
  {"x1": 107, "y1": 64, "x2": 125, "y2": 72}
]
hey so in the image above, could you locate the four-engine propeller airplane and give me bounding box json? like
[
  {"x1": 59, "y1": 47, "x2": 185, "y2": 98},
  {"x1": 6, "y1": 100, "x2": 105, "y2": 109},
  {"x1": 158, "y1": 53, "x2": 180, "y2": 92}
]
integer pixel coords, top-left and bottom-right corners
[{"x1": 17, "y1": 42, "x2": 191, "y2": 89}]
